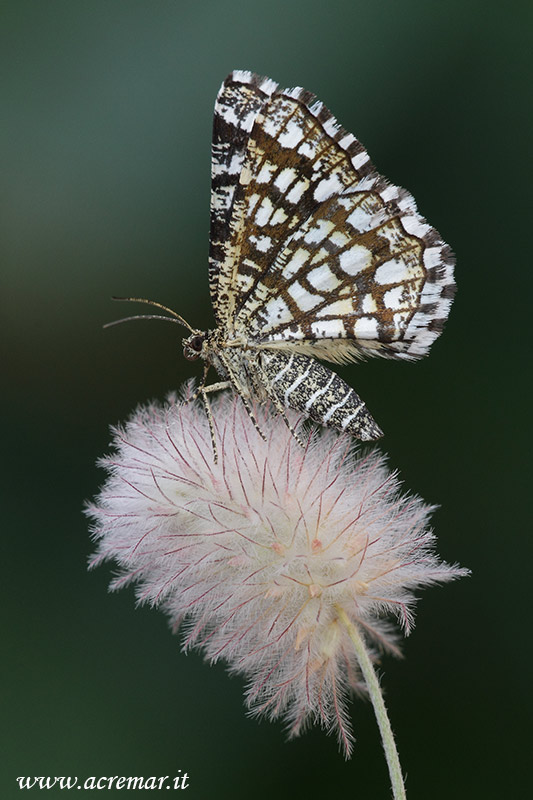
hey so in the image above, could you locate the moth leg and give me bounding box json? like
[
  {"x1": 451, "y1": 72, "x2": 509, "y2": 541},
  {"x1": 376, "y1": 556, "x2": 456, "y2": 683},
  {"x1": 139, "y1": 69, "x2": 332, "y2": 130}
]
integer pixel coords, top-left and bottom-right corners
[
  {"x1": 233, "y1": 389, "x2": 268, "y2": 442},
  {"x1": 201, "y1": 381, "x2": 232, "y2": 394},
  {"x1": 198, "y1": 387, "x2": 220, "y2": 463},
  {"x1": 186, "y1": 363, "x2": 221, "y2": 403},
  {"x1": 217, "y1": 353, "x2": 267, "y2": 443},
  {"x1": 197, "y1": 380, "x2": 233, "y2": 463}
]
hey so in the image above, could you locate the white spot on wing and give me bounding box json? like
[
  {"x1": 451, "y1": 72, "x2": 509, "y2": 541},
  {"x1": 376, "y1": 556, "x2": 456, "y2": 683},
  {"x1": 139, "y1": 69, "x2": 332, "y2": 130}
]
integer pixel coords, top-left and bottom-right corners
[
  {"x1": 286, "y1": 179, "x2": 309, "y2": 204},
  {"x1": 383, "y1": 286, "x2": 406, "y2": 310},
  {"x1": 262, "y1": 295, "x2": 292, "y2": 325},
  {"x1": 287, "y1": 281, "x2": 322, "y2": 311},
  {"x1": 255, "y1": 197, "x2": 274, "y2": 226},
  {"x1": 236, "y1": 273, "x2": 254, "y2": 292},
  {"x1": 250, "y1": 234, "x2": 273, "y2": 253},
  {"x1": 402, "y1": 215, "x2": 430, "y2": 238},
  {"x1": 380, "y1": 185, "x2": 399, "y2": 202},
  {"x1": 256, "y1": 162, "x2": 277, "y2": 184},
  {"x1": 347, "y1": 206, "x2": 376, "y2": 232},
  {"x1": 338, "y1": 245, "x2": 372, "y2": 276},
  {"x1": 261, "y1": 78, "x2": 279, "y2": 95},
  {"x1": 310, "y1": 320, "x2": 344, "y2": 338},
  {"x1": 297, "y1": 141, "x2": 316, "y2": 158},
  {"x1": 316, "y1": 299, "x2": 353, "y2": 317},
  {"x1": 354, "y1": 317, "x2": 379, "y2": 339},
  {"x1": 274, "y1": 167, "x2": 297, "y2": 192},
  {"x1": 339, "y1": 133, "x2": 355, "y2": 149},
  {"x1": 362, "y1": 294, "x2": 377, "y2": 313},
  {"x1": 263, "y1": 115, "x2": 281, "y2": 137},
  {"x1": 278, "y1": 120, "x2": 305, "y2": 148},
  {"x1": 330, "y1": 230, "x2": 349, "y2": 247},
  {"x1": 271, "y1": 207, "x2": 288, "y2": 225},
  {"x1": 246, "y1": 193, "x2": 261, "y2": 216},
  {"x1": 228, "y1": 154, "x2": 244, "y2": 174},
  {"x1": 307, "y1": 265, "x2": 341, "y2": 291},
  {"x1": 374, "y1": 258, "x2": 410, "y2": 285},
  {"x1": 303, "y1": 219, "x2": 335, "y2": 244},
  {"x1": 351, "y1": 151, "x2": 369, "y2": 169},
  {"x1": 283, "y1": 247, "x2": 310, "y2": 277},
  {"x1": 314, "y1": 174, "x2": 344, "y2": 202},
  {"x1": 424, "y1": 247, "x2": 444, "y2": 268}
]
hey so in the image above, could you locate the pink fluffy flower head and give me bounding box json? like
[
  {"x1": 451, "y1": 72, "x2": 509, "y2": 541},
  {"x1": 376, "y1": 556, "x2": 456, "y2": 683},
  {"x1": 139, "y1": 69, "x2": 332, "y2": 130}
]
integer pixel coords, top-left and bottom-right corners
[{"x1": 87, "y1": 385, "x2": 466, "y2": 756}]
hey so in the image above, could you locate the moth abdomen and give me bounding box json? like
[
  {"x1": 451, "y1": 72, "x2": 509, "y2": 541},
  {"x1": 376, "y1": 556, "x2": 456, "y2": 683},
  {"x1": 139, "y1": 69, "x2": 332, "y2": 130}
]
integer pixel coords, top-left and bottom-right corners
[{"x1": 261, "y1": 351, "x2": 382, "y2": 441}]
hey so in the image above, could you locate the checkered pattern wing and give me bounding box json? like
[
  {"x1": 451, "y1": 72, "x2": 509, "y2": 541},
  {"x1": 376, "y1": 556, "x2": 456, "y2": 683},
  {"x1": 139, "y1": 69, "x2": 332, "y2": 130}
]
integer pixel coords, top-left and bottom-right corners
[
  {"x1": 238, "y1": 184, "x2": 455, "y2": 363},
  {"x1": 209, "y1": 71, "x2": 280, "y2": 320},
  {"x1": 210, "y1": 70, "x2": 455, "y2": 363},
  {"x1": 209, "y1": 70, "x2": 376, "y2": 325}
]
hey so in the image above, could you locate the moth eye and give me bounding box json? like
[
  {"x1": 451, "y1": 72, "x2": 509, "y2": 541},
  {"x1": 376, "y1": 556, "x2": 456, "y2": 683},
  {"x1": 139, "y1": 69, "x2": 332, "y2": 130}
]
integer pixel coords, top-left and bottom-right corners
[{"x1": 190, "y1": 335, "x2": 203, "y2": 351}]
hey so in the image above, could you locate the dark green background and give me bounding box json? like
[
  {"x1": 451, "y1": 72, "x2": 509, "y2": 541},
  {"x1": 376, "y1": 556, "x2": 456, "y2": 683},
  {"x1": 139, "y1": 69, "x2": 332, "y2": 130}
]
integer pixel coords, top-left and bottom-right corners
[{"x1": 2, "y1": 1, "x2": 530, "y2": 797}]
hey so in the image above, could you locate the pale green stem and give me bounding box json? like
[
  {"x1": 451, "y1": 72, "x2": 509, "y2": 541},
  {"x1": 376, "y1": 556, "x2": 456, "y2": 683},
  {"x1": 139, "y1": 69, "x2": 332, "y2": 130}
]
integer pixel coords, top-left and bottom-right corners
[{"x1": 335, "y1": 605, "x2": 406, "y2": 800}]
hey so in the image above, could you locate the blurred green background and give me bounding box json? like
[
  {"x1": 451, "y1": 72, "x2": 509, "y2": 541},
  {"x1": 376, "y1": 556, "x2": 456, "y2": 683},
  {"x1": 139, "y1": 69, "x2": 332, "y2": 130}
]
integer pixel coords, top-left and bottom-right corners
[{"x1": 2, "y1": 0, "x2": 530, "y2": 797}]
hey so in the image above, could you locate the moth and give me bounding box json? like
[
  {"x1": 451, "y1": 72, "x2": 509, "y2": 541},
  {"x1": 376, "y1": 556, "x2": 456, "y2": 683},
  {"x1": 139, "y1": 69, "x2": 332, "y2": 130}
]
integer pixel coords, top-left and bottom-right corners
[{"x1": 109, "y1": 70, "x2": 455, "y2": 459}]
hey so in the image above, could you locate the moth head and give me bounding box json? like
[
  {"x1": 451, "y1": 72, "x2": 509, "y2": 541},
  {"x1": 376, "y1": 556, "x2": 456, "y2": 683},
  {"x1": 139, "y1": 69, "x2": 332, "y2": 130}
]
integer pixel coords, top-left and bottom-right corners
[{"x1": 183, "y1": 332, "x2": 206, "y2": 361}]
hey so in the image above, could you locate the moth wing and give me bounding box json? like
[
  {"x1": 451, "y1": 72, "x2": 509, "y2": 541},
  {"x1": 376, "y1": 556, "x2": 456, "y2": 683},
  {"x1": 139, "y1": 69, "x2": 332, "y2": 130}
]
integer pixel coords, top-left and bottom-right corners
[
  {"x1": 210, "y1": 70, "x2": 454, "y2": 361},
  {"x1": 209, "y1": 71, "x2": 279, "y2": 323},
  {"x1": 209, "y1": 70, "x2": 377, "y2": 326},
  {"x1": 237, "y1": 185, "x2": 455, "y2": 363}
]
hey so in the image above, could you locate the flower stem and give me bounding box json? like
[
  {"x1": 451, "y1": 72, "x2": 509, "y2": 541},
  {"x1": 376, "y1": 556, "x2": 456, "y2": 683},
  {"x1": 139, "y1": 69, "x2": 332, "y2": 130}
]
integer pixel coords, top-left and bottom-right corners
[{"x1": 335, "y1": 605, "x2": 406, "y2": 800}]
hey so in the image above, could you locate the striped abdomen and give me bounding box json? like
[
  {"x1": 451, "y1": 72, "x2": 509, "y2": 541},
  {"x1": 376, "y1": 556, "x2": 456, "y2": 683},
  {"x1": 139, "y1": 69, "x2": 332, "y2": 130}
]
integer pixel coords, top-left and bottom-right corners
[{"x1": 260, "y1": 351, "x2": 383, "y2": 441}]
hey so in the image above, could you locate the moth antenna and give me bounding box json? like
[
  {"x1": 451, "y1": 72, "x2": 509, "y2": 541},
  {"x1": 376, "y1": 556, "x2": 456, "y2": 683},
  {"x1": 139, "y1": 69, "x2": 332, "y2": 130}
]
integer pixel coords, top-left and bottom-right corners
[
  {"x1": 110, "y1": 296, "x2": 196, "y2": 333},
  {"x1": 103, "y1": 314, "x2": 185, "y2": 330}
]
